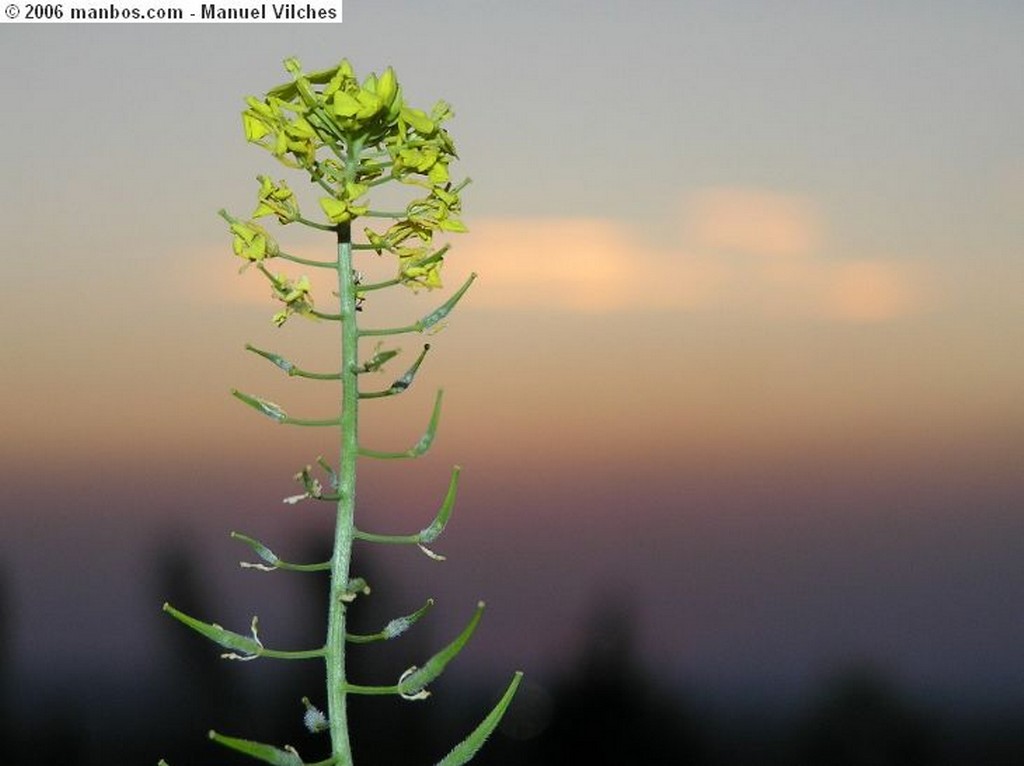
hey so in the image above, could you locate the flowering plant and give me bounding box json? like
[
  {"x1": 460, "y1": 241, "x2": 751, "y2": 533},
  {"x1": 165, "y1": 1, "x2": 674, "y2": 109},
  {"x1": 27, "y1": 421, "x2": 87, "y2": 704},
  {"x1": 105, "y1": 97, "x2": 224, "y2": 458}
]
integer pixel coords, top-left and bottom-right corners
[{"x1": 160, "y1": 57, "x2": 521, "y2": 766}]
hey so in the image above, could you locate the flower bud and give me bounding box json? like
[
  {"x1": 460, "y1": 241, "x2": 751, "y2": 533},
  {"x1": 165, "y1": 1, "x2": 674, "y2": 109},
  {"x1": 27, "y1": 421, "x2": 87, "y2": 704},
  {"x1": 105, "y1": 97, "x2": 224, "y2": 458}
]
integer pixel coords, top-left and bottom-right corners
[{"x1": 376, "y1": 66, "x2": 398, "y2": 108}]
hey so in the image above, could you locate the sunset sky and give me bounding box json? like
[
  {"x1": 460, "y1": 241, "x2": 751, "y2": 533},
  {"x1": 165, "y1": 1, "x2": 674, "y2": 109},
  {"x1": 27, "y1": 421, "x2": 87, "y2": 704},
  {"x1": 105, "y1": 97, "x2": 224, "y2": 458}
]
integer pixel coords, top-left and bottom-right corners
[{"x1": 1, "y1": 1, "x2": 1022, "y2": 722}]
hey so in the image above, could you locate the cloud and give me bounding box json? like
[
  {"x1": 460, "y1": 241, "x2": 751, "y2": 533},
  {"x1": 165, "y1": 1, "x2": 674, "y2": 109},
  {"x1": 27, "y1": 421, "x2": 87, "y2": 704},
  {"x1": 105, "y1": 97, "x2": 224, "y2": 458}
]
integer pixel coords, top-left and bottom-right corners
[
  {"x1": 459, "y1": 218, "x2": 633, "y2": 312},
  {"x1": 458, "y1": 188, "x2": 931, "y2": 322},
  {"x1": 824, "y1": 259, "x2": 924, "y2": 322},
  {"x1": 684, "y1": 187, "x2": 822, "y2": 257}
]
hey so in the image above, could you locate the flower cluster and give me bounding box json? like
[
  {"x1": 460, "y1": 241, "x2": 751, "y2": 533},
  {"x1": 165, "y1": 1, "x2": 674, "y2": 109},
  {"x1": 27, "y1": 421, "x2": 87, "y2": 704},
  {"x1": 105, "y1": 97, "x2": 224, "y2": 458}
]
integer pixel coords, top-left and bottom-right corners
[{"x1": 221, "y1": 56, "x2": 467, "y2": 315}]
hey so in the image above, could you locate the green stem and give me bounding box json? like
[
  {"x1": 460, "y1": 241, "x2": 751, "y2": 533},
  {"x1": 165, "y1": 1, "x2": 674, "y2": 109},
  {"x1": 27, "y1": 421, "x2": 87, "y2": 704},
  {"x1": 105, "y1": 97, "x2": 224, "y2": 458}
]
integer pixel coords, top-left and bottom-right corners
[
  {"x1": 281, "y1": 416, "x2": 342, "y2": 427},
  {"x1": 310, "y1": 309, "x2": 344, "y2": 321},
  {"x1": 290, "y1": 368, "x2": 342, "y2": 381},
  {"x1": 311, "y1": 165, "x2": 341, "y2": 197},
  {"x1": 344, "y1": 682, "x2": 402, "y2": 695},
  {"x1": 353, "y1": 529, "x2": 420, "y2": 544},
  {"x1": 327, "y1": 219, "x2": 358, "y2": 765},
  {"x1": 354, "y1": 276, "x2": 402, "y2": 291},
  {"x1": 259, "y1": 646, "x2": 327, "y2": 660},
  {"x1": 280, "y1": 248, "x2": 338, "y2": 266}
]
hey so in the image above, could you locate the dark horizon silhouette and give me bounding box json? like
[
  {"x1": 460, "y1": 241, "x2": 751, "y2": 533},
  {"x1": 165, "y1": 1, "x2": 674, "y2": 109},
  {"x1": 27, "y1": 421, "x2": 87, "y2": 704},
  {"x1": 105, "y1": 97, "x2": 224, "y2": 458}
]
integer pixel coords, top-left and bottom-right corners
[{"x1": 1, "y1": 537, "x2": 1022, "y2": 766}]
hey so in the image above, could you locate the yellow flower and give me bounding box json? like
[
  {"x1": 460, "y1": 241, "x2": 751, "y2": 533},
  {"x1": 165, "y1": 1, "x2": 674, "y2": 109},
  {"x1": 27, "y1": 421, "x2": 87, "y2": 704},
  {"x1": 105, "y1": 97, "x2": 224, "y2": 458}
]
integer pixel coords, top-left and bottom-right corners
[
  {"x1": 266, "y1": 271, "x2": 315, "y2": 326},
  {"x1": 320, "y1": 182, "x2": 369, "y2": 224},
  {"x1": 400, "y1": 259, "x2": 444, "y2": 291},
  {"x1": 253, "y1": 176, "x2": 300, "y2": 224},
  {"x1": 221, "y1": 210, "x2": 279, "y2": 263}
]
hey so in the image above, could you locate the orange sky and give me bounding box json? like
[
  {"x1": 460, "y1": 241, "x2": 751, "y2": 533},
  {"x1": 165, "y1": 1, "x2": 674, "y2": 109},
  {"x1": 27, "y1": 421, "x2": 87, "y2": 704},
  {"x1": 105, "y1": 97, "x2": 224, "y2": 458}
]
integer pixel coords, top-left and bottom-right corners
[{"x1": 3, "y1": 185, "x2": 1018, "y2": 485}]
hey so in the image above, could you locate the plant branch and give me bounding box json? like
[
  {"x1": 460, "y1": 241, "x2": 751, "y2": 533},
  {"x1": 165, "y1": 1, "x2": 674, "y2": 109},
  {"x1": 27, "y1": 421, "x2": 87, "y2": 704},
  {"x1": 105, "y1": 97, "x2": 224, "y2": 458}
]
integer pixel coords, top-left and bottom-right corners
[
  {"x1": 358, "y1": 389, "x2": 443, "y2": 459},
  {"x1": 279, "y1": 248, "x2": 338, "y2": 266},
  {"x1": 359, "y1": 273, "x2": 476, "y2": 337}
]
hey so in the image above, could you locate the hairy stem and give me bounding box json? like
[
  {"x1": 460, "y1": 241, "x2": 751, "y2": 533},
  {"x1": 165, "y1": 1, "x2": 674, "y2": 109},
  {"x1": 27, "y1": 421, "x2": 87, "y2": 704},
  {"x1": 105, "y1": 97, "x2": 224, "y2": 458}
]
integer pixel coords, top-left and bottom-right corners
[{"x1": 326, "y1": 219, "x2": 358, "y2": 764}]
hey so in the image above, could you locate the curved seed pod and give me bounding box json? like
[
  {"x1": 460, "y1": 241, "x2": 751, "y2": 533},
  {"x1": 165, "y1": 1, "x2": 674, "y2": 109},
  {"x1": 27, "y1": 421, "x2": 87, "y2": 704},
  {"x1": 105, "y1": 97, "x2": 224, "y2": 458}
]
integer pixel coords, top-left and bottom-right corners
[
  {"x1": 231, "y1": 389, "x2": 287, "y2": 422},
  {"x1": 398, "y1": 601, "x2": 485, "y2": 700},
  {"x1": 436, "y1": 672, "x2": 524, "y2": 766},
  {"x1": 358, "y1": 389, "x2": 443, "y2": 459},
  {"x1": 208, "y1": 731, "x2": 304, "y2": 766},
  {"x1": 162, "y1": 604, "x2": 262, "y2": 660},
  {"x1": 419, "y1": 465, "x2": 460, "y2": 543}
]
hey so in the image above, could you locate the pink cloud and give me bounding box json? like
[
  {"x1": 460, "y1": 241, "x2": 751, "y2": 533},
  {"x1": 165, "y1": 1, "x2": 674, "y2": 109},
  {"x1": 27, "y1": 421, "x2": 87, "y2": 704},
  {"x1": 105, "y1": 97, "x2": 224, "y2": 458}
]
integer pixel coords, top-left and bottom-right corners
[{"x1": 683, "y1": 187, "x2": 822, "y2": 258}]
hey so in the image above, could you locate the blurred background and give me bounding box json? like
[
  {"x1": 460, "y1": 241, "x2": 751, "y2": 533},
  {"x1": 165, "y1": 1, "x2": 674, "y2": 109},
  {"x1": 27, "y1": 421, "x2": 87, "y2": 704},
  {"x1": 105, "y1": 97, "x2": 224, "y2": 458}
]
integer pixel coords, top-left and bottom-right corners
[{"x1": 1, "y1": 2, "x2": 1022, "y2": 763}]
